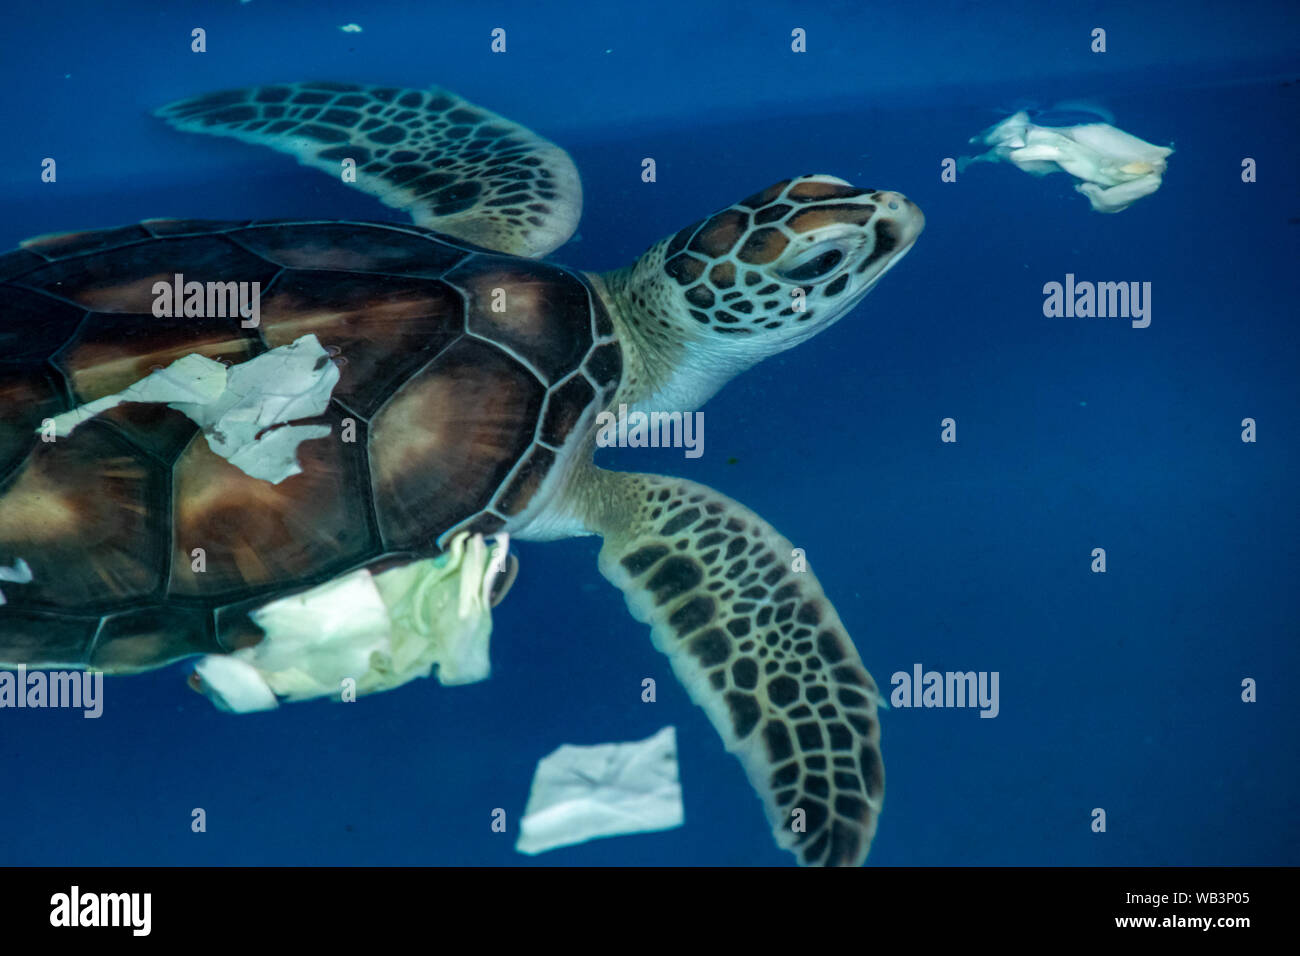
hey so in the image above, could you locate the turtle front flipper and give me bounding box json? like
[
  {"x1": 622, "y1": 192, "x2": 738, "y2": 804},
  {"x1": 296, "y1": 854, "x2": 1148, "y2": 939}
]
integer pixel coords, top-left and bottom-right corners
[
  {"x1": 155, "y1": 82, "x2": 582, "y2": 257},
  {"x1": 578, "y1": 467, "x2": 885, "y2": 866}
]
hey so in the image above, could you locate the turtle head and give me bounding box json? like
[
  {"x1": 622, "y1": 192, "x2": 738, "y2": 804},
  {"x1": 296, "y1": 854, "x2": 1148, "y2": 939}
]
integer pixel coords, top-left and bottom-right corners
[
  {"x1": 664, "y1": 174, "x2": 924, "y2": 344},
  {"x1": 600, "y1": 175, "x2": 923, "y2": 407}
]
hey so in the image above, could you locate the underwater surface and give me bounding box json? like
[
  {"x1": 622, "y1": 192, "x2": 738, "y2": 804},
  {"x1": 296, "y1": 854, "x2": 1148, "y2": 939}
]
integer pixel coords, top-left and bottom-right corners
[{"x1": 1, "y1": 0, "x2": 1297, "y2": 866}]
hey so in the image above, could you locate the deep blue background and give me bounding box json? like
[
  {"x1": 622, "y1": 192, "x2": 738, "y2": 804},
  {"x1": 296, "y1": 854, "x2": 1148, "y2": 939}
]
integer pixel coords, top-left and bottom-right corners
[{"x1": 1, "y1": 0, "x2": 1297, "y2": 866}]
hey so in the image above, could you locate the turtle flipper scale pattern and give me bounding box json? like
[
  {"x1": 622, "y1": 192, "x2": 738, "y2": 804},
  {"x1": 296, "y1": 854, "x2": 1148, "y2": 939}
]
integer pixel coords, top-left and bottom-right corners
[
  {"x1": 582, "y1": 468, "x2": 885, "y2": 866},
  {"x1": 155, "y1": 82, "x2": 582, "y2": 258}
]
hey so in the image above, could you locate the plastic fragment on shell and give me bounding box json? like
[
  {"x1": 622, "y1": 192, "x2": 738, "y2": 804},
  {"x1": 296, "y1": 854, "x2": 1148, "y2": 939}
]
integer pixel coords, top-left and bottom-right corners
[
  {"x1": 192, "y1": 533, "x2": 511, "y2": 713},
  {"x1": 42, "y1": 334, "x2": 338, "y2": 484},
  {"x1": 0, "y1": 557, "x2": 32, "y2": 607}
]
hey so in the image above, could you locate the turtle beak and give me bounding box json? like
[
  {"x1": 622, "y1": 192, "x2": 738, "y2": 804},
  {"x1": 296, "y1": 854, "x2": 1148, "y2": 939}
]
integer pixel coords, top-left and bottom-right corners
[{"x1": 872, "y1": 191, "x2": 925, "y2": 249}]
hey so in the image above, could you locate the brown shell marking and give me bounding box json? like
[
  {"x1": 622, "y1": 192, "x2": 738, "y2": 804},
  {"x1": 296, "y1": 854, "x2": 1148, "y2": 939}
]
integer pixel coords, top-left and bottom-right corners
[
  {"x1": 369, "y1": 337, "x2": 544, "y2": 550},
  {"x1": 259, "y1": 269, "x2": 463, "y2": 418},
  {"x1": 452, "y1": 257, "x2": 594, "y2": 385},
  {"x1": 0, "y1": 422, "x2": 165, "y2": 608},
  {"x1": 169, "y1": 403, "x2": 376, "y2": 600},
  {"x1": 59, "y1": 314, "x2": 260, "y2": 401},
  {"x1": 0, "y1": 365, "x2": 65, "y2": 478}
]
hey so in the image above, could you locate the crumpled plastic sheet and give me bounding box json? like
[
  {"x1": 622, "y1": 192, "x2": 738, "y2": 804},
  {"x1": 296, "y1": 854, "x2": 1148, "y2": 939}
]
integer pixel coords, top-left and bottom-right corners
[
  {"x1": 516, "y1": 726, "x2": 685, "y2": 856},
  {"x1": 0, "y1": 558, "x2": 32, "y2": 606},
  {"x1": 191, "y1": 532, "x2": 512, "y2": 712},
  {"x1": 43, "y1": 334, "x2": 337, "y2": 483},
  {"x1": 961, "y1": 110, "x2": 1173, "y2": 213}
]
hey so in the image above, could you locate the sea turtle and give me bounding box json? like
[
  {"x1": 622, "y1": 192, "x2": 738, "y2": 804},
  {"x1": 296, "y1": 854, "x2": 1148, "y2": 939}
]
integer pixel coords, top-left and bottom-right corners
[{"x1": 0, "y1": 82, "x2": 923, "y2": 866}]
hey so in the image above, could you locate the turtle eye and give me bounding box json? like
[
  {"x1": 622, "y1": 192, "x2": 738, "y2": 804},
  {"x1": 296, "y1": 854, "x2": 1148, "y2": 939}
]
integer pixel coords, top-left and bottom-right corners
[{"x1": 777, "y1": 245, "x2": 845, "y2": 282}]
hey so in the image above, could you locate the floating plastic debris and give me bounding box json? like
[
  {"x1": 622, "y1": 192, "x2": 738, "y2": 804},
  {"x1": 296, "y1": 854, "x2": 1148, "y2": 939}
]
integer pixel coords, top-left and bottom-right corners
[
  {"x1": 516, "y1": 726, "x2": 685, "y2": 855},
  {"x1": 961, "y1": 110, "x2": 1173, "y2": 213}
]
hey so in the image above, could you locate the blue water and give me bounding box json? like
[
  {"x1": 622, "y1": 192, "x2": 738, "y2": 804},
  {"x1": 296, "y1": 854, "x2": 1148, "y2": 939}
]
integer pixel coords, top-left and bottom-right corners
[{"x1": 1, "y1": 0, "x2": 1297, "y2": 866}]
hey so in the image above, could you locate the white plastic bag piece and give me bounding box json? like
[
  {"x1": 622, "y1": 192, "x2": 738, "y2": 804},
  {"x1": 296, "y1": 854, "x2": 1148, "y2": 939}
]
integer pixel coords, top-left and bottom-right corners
[
  {"x1": 373, "y1": 531, "x2": 507, "y2": 687},
  {"x1": 192, "y1": 654, "x2": 280, "y2": 713},
  {"x1": 43, "y1": 334, "x2": 338, "y2": 483},
  {"x1": 516, "y1": 726, "x2": 685, "y2": 856},
  {"x1": 0, "y1": 557, "x2": 32, "y2": 607},
  {"x1": 248, "y1": 567, "x2": 392, "y2": 702},
  {"x1": 192, "y1": 532, "x2": 512, "y2": 712},
  {"x1": 961, "y1": 111, "x2": 1173, "y2": 213}
]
